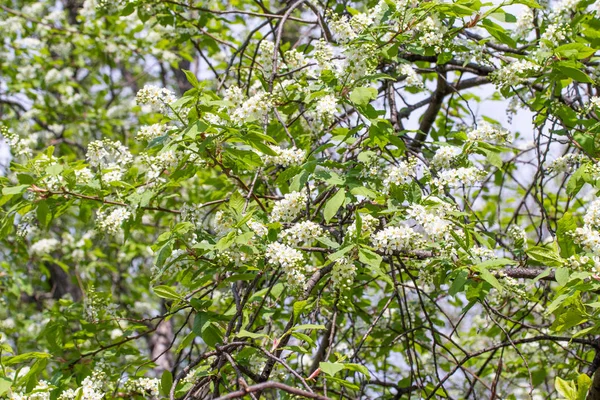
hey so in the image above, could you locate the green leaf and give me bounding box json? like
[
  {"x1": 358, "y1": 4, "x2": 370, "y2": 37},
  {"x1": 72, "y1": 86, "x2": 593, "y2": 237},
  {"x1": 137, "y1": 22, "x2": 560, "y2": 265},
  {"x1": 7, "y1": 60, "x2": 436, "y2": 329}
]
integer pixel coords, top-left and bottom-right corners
[
  {"x1": 449, "y1": 270, "x2": 469, "y2": 296},
  {"x1": 193, "y1": 312, "x2": 211, "y2": 335},
  {"x1": 201, "y1": 323, "x2": 222, "y2": 348},
  {"x1": 526, "y1": 246, "x2": 563, "y2": 267},
  {"x1": 555, "y1": 43, "x2": 597, "y2": 60},
  {"x1": 473, "y1": 265, "x2": 503, "y2": 293},
  {"x1": 2, "y1": 185, "x2": 30, "y2": 195},
  {"x1": 237, "y1": 329, "x2": 269, "y2": 339},
  {"x1": 577, "y1": 373, "x2": 592, "y2": 400},
  {"x1": 555, "y1": 65, "x2": 593, "y2": 83},
  {"x1": 555, "y1": 377, "x2": 577, "y2": 400},
  {"x1": 320, "y1": 362, "x2": 344, "y2": 377},
  {"x1": 0, "y1": 378, "x2": 11, "y2": 396},
  {"x1": 291, "y1": 324, "x2": 326, "y2": 331},
  {"x1": 343, "y1": 363, "x2": 371, "y2": 379},
  {"x1": 323, "y1": 188, "x2": 346, "y2": 223},
  {"x1": 182, "y1": 69, "x2": 199, "y2": 88},
  {"x1": 555, "y1": 267, "x2": 570, "y2": 286},
  {"x1": 160, "y1": 370, "x2": 173, "y2": 397},
  {"x1": 2, "y1": 352, "x2": 51, "y2": 366},
  {"x1": 349, "y1": 87, "x2": 378, "y2": 106},
  {"x1": 153, "y1": 285, "x2": 182, "y2": 300}
]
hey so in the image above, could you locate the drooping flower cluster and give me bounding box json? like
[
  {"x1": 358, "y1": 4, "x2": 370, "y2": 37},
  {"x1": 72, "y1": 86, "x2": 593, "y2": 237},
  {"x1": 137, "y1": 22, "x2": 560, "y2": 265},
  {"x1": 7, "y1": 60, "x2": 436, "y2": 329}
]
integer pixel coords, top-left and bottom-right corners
[
  {"x1": 315, "y1": 94, "x2": 338, "y2": 121},
  {"x1": 492, "y1": 59, "x2": 539, "y2": 88},
  {"x1": 281, "y1": 221, "x2": 324, "y2": 246},
  {"x1": 96, "y1": 207, "x2": 132, "y2": 236},
  {"x1": 30, "y1": 238, "x2": 60, "y2": 256},
  {"x1": 266, "y1": 242, "x2": 311, "y2": 288},
  {"x1": 269, "y1": 190, "x2": 307, "y2": 223},
  {"x1": 508, "y1": 226, "x2": 528, "y2": 250},
  {"x1": 383, "y1": 160, "x2": 415, "y2": 190},
  {"x1": 372, "y1": 225, "x2": 420, "y2": 254},
  {"x1": 406, "y1": 204, "x2": 451, "y2": 239},
  {"x1": 546, "y1": 153, "x2": 585, "y2": 173},
  {"x1": 331, "y1": 257, "x2": 357, "y2": 297},
  {"x1": 136, "y1": 124, "x2": 166, "y2": 141},
  {"x1": 231, "y1": 92, "x2": 272, "y2": 124},
  {"x1": 247, "y1": 219, "x2": 268, "y2": 237},
  {"x1": 124, "y1": 377, "x2": 160, "y2": 397},
  {"x1": 471, "y1": 246, "x2": 496, "y2": 261},
  {"x1": 432, "y1": 167, "x2": 485, "y2": 189},
  {"x1": 135, "y1": 85, "x2": 177, "y2": 114},
  {"x1": 12, "y1": 380, "x2": 53, "y2": 400},
  {"x1": 399, "y1": 64, "x2": 423, "y2": 88},
  {"x1": 415, "y1": 16, "x2": 446, "y2": 51},
  {"x1": 573, "y1": 200, "x2": 600, "y2": 255},
  {"x1": 347, "y1": 214, "x2": 379, "y2": 238},
  {"x1": 58, "y1": 370, "x2": 105, "y2": 400},
  {"x1": 515, "y1": 8, "x2": 534, "y2": 38},
  {"x1": 263, "y1": 146, "x2": 305, "y2": 167},
  {"x1": 466, "y1": 122, "x2": 512, "y2": 144},
  {"x1": 431, "y1": 146, "x2": 461, "y2": 169},
  {"x1": 86, "y1": 139, "x2": 133, "y2": 183}
]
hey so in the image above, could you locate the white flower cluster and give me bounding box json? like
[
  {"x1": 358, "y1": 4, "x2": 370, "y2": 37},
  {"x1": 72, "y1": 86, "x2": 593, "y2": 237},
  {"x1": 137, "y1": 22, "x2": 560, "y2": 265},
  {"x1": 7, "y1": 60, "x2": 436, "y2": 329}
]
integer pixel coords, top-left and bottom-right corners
[
  {"x1": 566, "y1": 254, "x2": 593, "y2": 271},
  {"x1": 86, "y1": 139, "x2": 132, "y2": 183},
  {"x1": 471, "y1": 246, "x2": 496, "y2": 261},
  {"x1": 347, "y1": 214, "x2": 379, "y2": 238},
  {"x1": 30, "y1": 238, "x2": 60, "y2": 256},
  {"x1": 12, "y1": 381, "x2": 52, "y2": 400},
  {"x1": 315, "y1": 94, "x2": 338, "y2": 121},
  {"x1": 492, "y1": 59, "x2": 539, "y2": 88},
  {"x1": 281, "y1": 221, "x2": 324, "y2": 246},
  {"x1": 75, "y1": 168, "x2": 94, "y2": 184},
  {"x1": 263, "y1": 146, "x2": 305, "y2": 167},
  {"x1": 515, "y1": 8, "x2": 534, "y2": 38},
  {"x1": 551, "y1": 0, "x2": 581, "y2": 20},
  {"x1": 124, "y1": 377, "x2": 160, "y2": 397},
  {"x1": 96, "y1": 207, "x2": 131, "y2": 236},
  {"x1": 431, "y1": 146, "x2": 461, "y2": 169},
  {"x1": 2, "y1": 125, "x2": 35, "y2": 158},
  {"x1": 181, "y1": 203, "x2": 205, "y2": 228},
  {"x1": 140, "y1": 150, "x2": 178, "y2": 181},
  {"x1": 546, "y1": 153, "x2": 585, "y2": 173},
  {"x1": 416, "y1": 16, "x2": 446, "y2": 51},
  {"x1": 590, "y1": 96, "x2": 600, "y2": 109},
  {"x1": 58, "y1": 371, "x2": 105, "y2": 400},
  {"x1": 330, "y1": 15, "x2": 358, "y2": 43},
  {"x1": 270, "y1": 190, "x2": 307, "y2": 223},
  {"x1": 213, "y1": 210, "x2": 234, "y2": 236},
  {"x1": 284, "y1": 48, "x2": 309, "y2": 72},
  {"x1": 231, "y1": 92, "x2": 272, "y2": 124},
  {"x1": 540, "y1": 23, "x2": 568, "y2": 52},
  {"x1": 136, "y1": 124, "x2": 166, "y2": 141},
  {"x1": 508, "y1": 226, "x2": 528, "y2": 249},
  {"x1": 135, "y1": 85, "x2": 177, "y2": 114},
  {"x1": 331, "y1": 257, "x2": 357, "y2": 296},
  {"x1": 432, "y1": 167, "x2": 485, "y2": 189},
  {"x1": 372, "y1": 225, "x2": 420, "y2": 254},
  {"x1": 466, "y1": 122, "x2": 512, "y2": 144},
  {"x1": 248, "y1": 219, "x2": 268, "y2": 237},
  {"x1": 573, "y1": 200, "x2": 600, "y2": 255},
  {"x1": 399, "y1": 64, "x2": 423, "y2": 88},
  {"x1": 383, "y1": 160, "x2": 415, "y2": 189},
  {"x1": 406, "y1": 204, "x2": 451, "y2": 239},
  {"x1": 314, "y1": 39, "x2": 335, "y2": 71},
  {"x1": 266, "y1": 242, "x2": 312, "y2": 288},
  {"x1": 224, "y1": 85, "x2": 245, "y2": 107}
]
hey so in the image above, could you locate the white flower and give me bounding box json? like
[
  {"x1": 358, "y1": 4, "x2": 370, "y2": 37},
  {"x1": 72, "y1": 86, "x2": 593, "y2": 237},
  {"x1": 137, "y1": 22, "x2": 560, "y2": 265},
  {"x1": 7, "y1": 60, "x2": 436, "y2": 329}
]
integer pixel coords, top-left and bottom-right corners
[
  {"x1": 372, "y1": 225, "x2": 420, "y2": 254},
  {"x1": 58, "y1": 371, "x2": 105, "y2": 400},
  {"x1": 75, "y1": 168, "x2": 94, "y2": 184},
  {"x1": 591, "y1": 96, "x2": 600, "y2": 109},
  {"x1": 383, "y1": 160, "x2": 415, "y2": 189},
  {"x1": 508, "y1": 226, "x2": 528, "y2": 249},
  {"x1": 399, "y1": 64, "x2": 423, "y2": 88},
  {"x1": 231, "y1": 92, "x2": 271, "y2": 124},
  {"x1": 466, "y1": 122, "x2": 512, "y2": 144},
  {"x1": 584, "y1": 199, "x2": 600, "y2": 228},
  {"x1": 86, "y1": 140, "x2": 132, "y2": 169},
  {"x1": 136, "y1": 124, "x2": 166, "y2": 141},
  {"x1": 546, "y1": 153, "x2": 585, "y2": 173},
  {"x1": 135, "y1": 85, "x2": 177, "y2": 114},
  {"x1": 330, "y1": 15, "x2": 358, "y2": 43},
  {"x1": 347, "y1": 214, "x2": 379, "y2": 238},
  {"x1": 432, "y1": 167, "x2": 485, "y2": 188},
  {"x1": 331, "y1": 257, "x2": 357, "y2": 295},
  {"x1": 315, "y1": 94, "x2": 338, "y2": 120},
  {"x1": 263, "y1": 146, "x2": 305, "y2": 167},
  {"x1": 266, "y1": 242, "x2": 311, "y2": 289},
  {"x1": 96, "y1": 208, "x2": 131, "y2": 236},
  {"x1": 314, "y1": 39, "x2": 335, "y2": 70},
  {"x1": 224, "y1": 85, "x2": 245, "y2": 107},
  {"x1": 406, "y1": 204, "x2": 451, "y2": 239},
  {"x1": 248, "y1": 219, "x2": 268, "y2": 237},
  {"x1": 471, "y1": 246, "x2": 496, "y2": 261},
  {"x1": 281, "y1": 221, "x2": 324, "y2": 246},
  {"x1": 492, "y1": 59, "x2": 539, "y2": 88},
  {"x1": 270, "y1": 190, "x2": 307, "y2": 223},
  {"x1": 515, "y1": 8, "x2": 534, "y2": 38},
  {"x1": 431, "y1": 146, "x2": 461, "y2": 169},
  {"x1": 30, "y1": 238, "x2": 60, "y2": 256},
  {"x1": 416, "y1": 17, "x2": 446, "y2": 50}
]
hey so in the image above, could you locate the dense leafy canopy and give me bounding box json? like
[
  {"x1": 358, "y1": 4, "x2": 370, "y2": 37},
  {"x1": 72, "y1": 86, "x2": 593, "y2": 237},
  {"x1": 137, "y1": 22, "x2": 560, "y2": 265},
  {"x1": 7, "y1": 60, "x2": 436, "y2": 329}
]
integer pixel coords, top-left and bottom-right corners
[{"x1": 4, "y1": 0, "x2": 600, "y2": 399}]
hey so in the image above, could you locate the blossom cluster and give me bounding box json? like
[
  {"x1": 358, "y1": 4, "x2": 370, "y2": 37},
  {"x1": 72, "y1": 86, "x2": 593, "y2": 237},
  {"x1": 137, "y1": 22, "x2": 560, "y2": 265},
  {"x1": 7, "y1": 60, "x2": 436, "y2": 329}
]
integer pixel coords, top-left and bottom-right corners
[
  {"x1": 270, "y1": 190, "x2": 307, "y2": 223},
  {"x1": 466, "y1": 122, "x2": 512, "y2": 144},
  {"x1": 383, "y1": 160, "x2": 415, "y2": 190},
  {"x1": 399, "y1": 64, "x2": 423, "y2": 88},
  {"x1": 331, "y1": 257, "x2": 357, "y2": 300},
  {"x1": 281, "y1": 221, "x2": 324, "y2": 246},
  {"x1": 263, "y1": 146, "x2": 305, "y2": 167},
  {"x1": 266, "y1": 242, "x2": 313, "y2": 289},
  {"x1": 347, "y1": 214, "x2": 379, "y2": 238},
  {"x1": 135, "y1": 85, "x2": 177, "y2": 114},
  {"x1": 431, "y1": 146, "x2": 461, "y2": 169},
  {"x1": 407, "y1": 204, "x2": 451, "y2": 239},
  {"x1": 432, "y1": 167, "x2": 485, "y2": 189},
  {"x1": 96, "y1": 207, "x2": 132, "y2": 236},
  {"x1": 372, "y1": 225, "x2": 420, "y2": 254}
]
